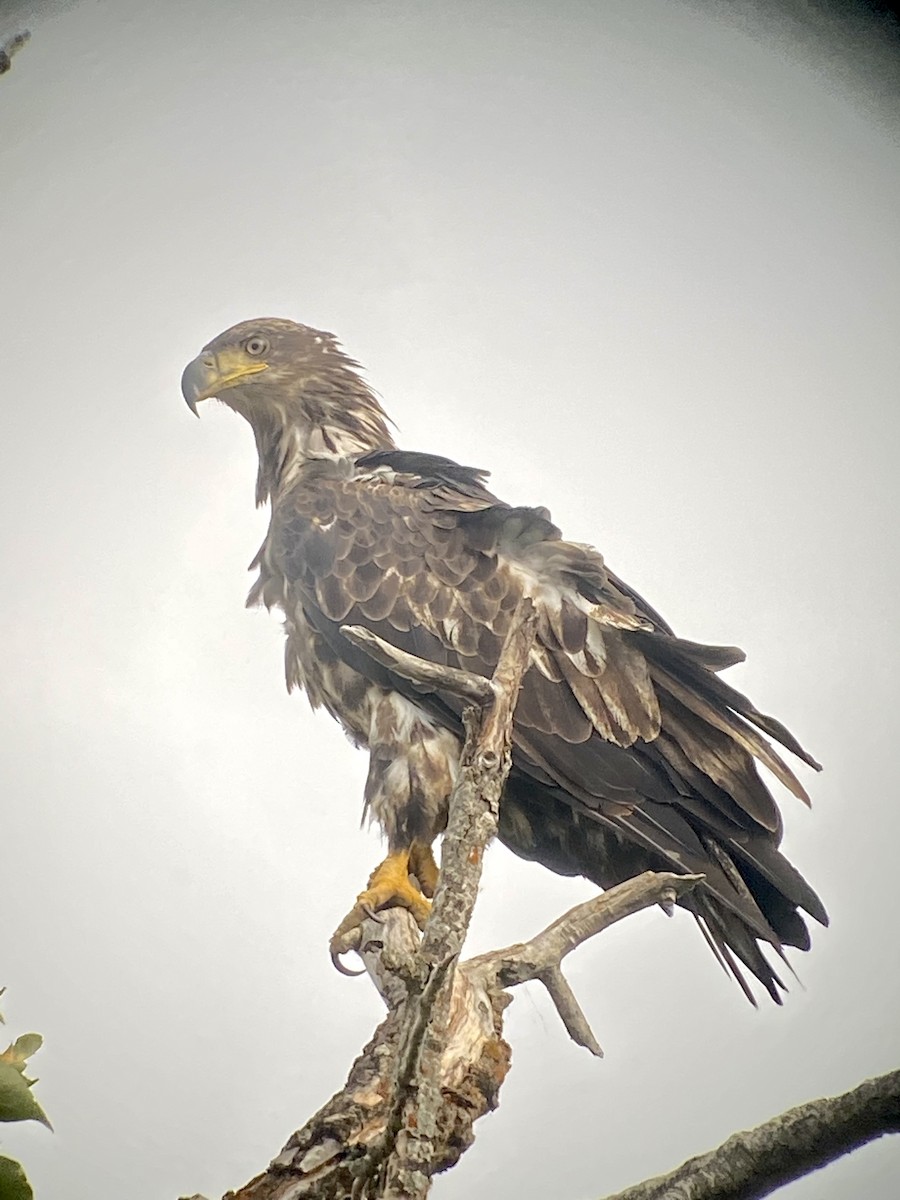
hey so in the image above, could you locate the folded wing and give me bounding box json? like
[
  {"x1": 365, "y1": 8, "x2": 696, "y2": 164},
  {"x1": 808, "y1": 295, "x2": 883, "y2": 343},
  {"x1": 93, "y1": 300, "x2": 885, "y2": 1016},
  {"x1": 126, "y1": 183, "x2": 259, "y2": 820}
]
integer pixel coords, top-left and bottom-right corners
[{"x1": 265, "y1": 450, "x2": 827, "y2": 1002}]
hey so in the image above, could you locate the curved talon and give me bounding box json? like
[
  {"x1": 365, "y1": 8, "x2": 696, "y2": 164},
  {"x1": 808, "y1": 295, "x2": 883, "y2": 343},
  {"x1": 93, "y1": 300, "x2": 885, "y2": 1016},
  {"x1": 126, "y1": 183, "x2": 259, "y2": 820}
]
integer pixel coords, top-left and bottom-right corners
[
  {"x1": 330, "y1": 947, "x2": 366, "y2": 977},
  {"x1": 328, "y1": 850, "x2": 434, "y2": 973},
  {"x1": 329, "y1": 917, "x2": 367, "y2": 976}
]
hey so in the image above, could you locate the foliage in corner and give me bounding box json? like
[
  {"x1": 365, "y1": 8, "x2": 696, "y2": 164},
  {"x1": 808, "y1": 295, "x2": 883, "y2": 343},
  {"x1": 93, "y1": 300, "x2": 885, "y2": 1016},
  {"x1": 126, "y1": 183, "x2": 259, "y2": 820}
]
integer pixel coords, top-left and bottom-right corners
[{"x1": 0, "y1": 988, "x2": 51, "y2": 1200}]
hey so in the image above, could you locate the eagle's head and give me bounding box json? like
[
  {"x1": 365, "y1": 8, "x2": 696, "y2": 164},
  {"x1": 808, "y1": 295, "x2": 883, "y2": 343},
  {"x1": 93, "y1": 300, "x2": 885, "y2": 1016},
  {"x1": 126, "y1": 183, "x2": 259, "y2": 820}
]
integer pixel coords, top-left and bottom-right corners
[
  {"x1": 181, "y1": 318, "x2": 364, "y2": 416},
  {"x1": 182, "y1": 317, "x2": 394, "y2": 500}
]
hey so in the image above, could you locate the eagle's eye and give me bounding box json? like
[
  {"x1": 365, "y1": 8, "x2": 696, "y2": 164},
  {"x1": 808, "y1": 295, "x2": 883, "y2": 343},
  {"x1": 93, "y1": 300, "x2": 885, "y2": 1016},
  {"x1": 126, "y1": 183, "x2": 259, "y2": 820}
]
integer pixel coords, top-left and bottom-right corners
[{"x1": 244, "y1": 336, "x2": 269, "y2": 356}]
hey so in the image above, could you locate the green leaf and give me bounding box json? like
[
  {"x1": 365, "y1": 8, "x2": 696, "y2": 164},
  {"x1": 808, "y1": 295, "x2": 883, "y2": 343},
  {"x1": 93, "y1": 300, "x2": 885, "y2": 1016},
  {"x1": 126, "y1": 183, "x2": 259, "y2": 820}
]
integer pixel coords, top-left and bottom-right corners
[
  {"x1": 0, "y1": 1155, "x2": 34, "y2": 1200},
  {"x1": 0, "y1": 1063, "x2": 51, "y2": 1128},
  {"x1": 0, "y1": 1036, "x2": 42, "y2": 1071}
]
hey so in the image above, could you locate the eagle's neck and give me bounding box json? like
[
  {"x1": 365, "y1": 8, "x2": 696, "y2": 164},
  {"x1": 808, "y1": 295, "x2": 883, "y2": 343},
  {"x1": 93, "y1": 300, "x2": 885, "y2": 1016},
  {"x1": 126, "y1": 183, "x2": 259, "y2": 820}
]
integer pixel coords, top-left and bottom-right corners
[{"x1": 248, "y1": 374, "x2": 396, "y2": 506}]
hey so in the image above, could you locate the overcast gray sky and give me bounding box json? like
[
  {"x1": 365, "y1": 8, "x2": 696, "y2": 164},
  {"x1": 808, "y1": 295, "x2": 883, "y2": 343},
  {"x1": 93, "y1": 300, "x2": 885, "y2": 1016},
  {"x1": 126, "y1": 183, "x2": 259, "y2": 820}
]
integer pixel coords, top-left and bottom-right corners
[{"x1": 2, "y1": 2, "x2": 899, "y2": 1198}]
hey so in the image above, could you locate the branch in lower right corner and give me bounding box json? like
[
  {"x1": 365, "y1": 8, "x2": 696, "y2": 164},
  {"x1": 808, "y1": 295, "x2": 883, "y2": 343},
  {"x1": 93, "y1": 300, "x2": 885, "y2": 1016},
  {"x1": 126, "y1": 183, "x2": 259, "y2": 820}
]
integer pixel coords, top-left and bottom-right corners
[{"x1": 599, "y1": 1067, "x2": 900, "y2": 1200}]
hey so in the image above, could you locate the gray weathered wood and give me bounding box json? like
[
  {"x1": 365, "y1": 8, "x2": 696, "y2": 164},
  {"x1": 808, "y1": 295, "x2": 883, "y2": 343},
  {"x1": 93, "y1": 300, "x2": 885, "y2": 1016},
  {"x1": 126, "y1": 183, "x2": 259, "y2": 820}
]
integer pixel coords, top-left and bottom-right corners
[{"x1": 599, "y1": 1068, "x2": 900, "y2": 1200}]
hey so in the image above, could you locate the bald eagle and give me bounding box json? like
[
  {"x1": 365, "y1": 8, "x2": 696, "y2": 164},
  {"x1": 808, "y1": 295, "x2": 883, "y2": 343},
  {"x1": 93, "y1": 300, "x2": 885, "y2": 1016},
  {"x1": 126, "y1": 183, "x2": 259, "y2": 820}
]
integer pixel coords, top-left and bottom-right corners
[{"x1": 181, "y1": 318, "x2": 826, "y2": 1002}]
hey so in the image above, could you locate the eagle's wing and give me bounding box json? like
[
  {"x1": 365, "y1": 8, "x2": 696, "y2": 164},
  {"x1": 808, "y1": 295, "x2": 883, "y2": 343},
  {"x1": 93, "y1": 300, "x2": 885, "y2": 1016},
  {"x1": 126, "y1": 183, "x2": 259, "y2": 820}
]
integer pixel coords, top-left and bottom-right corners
[{"x1": 265, "y1": 450, "x2": 826, "y2": 1001}]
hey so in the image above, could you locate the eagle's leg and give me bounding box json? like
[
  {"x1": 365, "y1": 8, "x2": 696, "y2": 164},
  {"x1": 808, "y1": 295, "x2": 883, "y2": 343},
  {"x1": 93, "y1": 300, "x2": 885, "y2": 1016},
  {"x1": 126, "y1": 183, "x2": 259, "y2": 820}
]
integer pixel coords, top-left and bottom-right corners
[{"x1": 329, "y1": 845, "x2": 436, "y2": 966}]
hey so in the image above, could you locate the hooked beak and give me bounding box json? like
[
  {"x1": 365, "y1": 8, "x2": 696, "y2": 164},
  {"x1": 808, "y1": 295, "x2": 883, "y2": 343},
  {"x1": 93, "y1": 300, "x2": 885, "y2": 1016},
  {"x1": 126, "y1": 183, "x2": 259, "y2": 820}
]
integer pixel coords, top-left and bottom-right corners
[{"x1": 181, "y1": 349, "x2": 269, "y2": 416}]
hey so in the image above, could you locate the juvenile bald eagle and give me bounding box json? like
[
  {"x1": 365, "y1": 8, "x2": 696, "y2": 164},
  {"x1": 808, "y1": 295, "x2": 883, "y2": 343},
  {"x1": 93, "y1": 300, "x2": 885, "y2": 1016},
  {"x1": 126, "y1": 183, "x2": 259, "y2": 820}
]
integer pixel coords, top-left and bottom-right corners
[{"x1": 182, "y1": 318, "x2": 826, "y2": 1002}]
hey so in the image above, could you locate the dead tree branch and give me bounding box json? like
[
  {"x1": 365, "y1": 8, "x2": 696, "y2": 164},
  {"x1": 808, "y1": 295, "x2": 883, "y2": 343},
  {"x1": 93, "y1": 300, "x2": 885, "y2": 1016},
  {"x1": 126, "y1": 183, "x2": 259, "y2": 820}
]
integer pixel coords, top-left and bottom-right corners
[
  {"x1": 196, "y1": 606, "x2": 898, "y2": 1200},
  {"x1": 344, "y1": 600, "x2": 538, "y2": 1199},
  {"x1": 468, "y1": 871, "x2": 704, "y2": 1057},
  {"x1": 222, "y1": 873, "x2": 704, "y2": 1200},
  {"x1": 224, "y1": 599, "x2": 535, "y2": 1200},
  {"x1": 599, "y1": 1067, "x2": 900, "y2": 1200},
  {"x1": 340, "y1": 626, "x2": 493, "y2": 706},
  {"x1": 0, "y1": 30, "x2": 30, "y2": 76},
  {"x1": 214, "y1": 602, "x2": 707, "y2": 1200}
]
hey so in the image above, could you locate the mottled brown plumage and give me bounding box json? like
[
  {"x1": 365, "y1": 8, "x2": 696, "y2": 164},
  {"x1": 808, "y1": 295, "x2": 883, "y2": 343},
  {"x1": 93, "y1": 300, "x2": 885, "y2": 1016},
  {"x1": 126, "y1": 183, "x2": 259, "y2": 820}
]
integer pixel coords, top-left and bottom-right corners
[{"x1": 182, "y1": 317, "x2": 827, "y2": 1002}]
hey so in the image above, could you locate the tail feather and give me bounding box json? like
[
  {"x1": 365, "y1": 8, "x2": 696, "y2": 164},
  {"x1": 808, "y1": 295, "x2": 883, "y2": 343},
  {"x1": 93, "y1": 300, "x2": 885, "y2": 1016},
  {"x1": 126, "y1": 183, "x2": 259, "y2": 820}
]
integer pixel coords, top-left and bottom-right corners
[
  {"x1": 694, "y1": 893, "x2": 786, "y2": 1006},
  {"x1": 500, "y1": 771, "x2": 824, "y2": 1004}
]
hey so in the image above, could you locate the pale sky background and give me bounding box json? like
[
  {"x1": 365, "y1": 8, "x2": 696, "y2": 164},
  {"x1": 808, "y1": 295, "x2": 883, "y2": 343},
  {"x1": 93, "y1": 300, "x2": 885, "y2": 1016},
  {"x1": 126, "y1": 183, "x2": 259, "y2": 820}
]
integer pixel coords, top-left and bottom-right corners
[{"x1": 2, "y1": 2, "x2": 899, "y2": 1198}]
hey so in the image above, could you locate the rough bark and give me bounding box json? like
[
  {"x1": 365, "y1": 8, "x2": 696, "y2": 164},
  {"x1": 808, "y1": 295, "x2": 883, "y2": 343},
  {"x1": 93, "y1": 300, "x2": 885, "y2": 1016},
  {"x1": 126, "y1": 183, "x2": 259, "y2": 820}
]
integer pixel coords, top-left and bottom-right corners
[
  {"x1": 218, "y1": 873, "x2": 703, "y2": 1200},
  {"x1": 375, "y1": 599, "x2": 538, "y2": 1200},
  {"x1": 599, "y1": 1067, "x2": 900, "y2": 1200},
  {"x1": 182, "y1": 1063, "x2": 900, "y2": 1200}
]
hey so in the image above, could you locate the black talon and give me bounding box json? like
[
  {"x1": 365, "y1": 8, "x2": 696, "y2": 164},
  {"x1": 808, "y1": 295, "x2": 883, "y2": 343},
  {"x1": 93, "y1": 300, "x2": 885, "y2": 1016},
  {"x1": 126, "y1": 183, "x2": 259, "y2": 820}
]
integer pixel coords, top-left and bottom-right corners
[{"x1": 330, "y1": 947, "x2": 366, "y2": 977}]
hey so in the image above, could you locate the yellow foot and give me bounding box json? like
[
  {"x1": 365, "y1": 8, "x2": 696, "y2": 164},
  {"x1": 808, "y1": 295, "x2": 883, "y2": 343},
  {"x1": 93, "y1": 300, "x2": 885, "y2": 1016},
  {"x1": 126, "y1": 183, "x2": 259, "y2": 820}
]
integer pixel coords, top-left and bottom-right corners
[
  {"x1": 409, "y1": 842, "x2": 440, "y2": 898},
  {"x1": 330, "y1": 848, "x2": 435, "y2": 974}
]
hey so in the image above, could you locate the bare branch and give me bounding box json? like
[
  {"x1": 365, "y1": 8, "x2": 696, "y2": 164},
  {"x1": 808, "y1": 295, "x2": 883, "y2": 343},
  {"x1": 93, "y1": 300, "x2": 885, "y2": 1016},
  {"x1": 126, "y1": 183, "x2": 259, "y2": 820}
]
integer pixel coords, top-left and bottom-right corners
[
  {"x1": 538, "y1": 966, "x2": 603, "y2": 1057},
  {"x1": 600, "y1": 1068, "x2": 900, "y2": 1200},
  {"x1": 469, "y1": 872, "x2": 704, "y2": 1057},
  {"x1": 214, "y1": 609, "x2": 717, "y2": 1200},
  {"x1": 222, "y1": 602, "x2": 535, "y2": 1200},
  {"x1": 340, "y1": 625, "x2": 494, "y2": 705},
  {"x1": 219, "y1": 871, "x2": 709, "y2": 1198},
  {"x1": 376, "y1": 598, "x2": 537, "y2": 1198},
  {"x1": 203, "y1": 606, "x2": 896, "y2": 1200},
  {"x1": 354, "y1": 910, "x2": 421, "y2": 1011},
  {"x1": 480, "y1": 872, "x2": 704, "y2": 986},
  {"x1": 0, "y1": 30, "x2": 30, "y2": 75}
]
